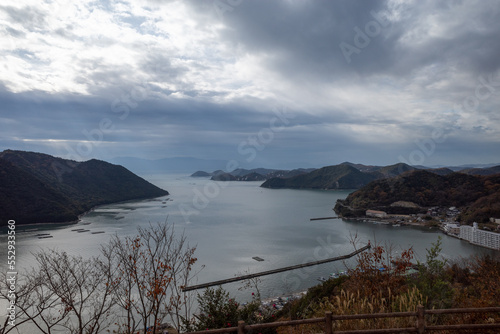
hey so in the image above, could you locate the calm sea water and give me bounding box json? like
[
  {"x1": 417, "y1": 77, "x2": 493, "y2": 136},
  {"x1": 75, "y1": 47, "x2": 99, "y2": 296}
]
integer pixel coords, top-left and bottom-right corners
[{"x1": 0, "y1": 173, "x2": 495, "y2": 323}]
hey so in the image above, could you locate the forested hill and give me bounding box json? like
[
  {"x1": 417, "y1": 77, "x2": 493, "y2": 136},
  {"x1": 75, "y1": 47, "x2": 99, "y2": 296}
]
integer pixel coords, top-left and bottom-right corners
[
  {"x1": 0, "y1": 150, "x2": 169, "y2": 226},
  {"x1": 334, "y1": 170, "x2": 500, "y2": 224},
  {"x1": 260, "y1": 163, "x2": 415, "y2": 190}
]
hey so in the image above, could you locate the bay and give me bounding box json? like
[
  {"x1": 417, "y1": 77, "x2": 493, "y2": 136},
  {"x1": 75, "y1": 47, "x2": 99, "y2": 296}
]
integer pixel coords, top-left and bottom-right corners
[{"x1": 0, "y1": 173, "x2": 495, "y2": 323}]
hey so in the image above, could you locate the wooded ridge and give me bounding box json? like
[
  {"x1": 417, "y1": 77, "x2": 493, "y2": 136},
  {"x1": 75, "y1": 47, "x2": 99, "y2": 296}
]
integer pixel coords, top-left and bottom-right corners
[
  {"x1": 0, "y1": 150, "x2": 168, "y2": 226},
  {"x1": 334, "y1": 170, "x2": 500, "y2": 224}
]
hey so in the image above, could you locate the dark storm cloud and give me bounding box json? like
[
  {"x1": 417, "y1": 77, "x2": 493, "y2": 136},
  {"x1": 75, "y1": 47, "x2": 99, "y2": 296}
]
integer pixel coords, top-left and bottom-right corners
[
  {"x1": 187, "y1": 0, "x2": 395, "y2": 80},
  {"x1": 388, "y1": 2, "x2": 500, "y2": 76},
  {"x1": 0, "y1": 84, "x2": 296, "y2": 157},
  {"x1": 187, "y1": 0, "x2": 500, "y2": 81}
]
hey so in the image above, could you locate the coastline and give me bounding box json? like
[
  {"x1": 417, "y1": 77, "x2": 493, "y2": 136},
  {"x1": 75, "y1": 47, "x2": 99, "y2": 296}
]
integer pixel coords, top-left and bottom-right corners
[
  {"x1": 342, "y1": 217, "x2": 500, "y2": 251},
  {"x1": 1, "y1": 194, "x2": 170, "y2": 229},
  {"x1": 342, "y1": 217, "x2": 433, "y2": 228},
  {"x1": 75, "y1": 194, "x2": 171, "y2": 224}
]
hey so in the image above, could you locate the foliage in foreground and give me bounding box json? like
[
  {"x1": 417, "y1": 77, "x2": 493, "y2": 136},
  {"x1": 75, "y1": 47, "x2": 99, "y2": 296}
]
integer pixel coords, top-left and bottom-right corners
[
  {"x1": 1, "y1": 232, "x2": 498, "y2": 334},
  {"x1": 290, "y1": 287, "x2": 427, "y2": 333},
  {"x1": 276, "y1": 237, "x2": 500, "y2": 333},
  {"x1": 190, "y1": 237, "x2": 499, "y2": 334},
  {"x1": 191, "y1": 286, "x2": 278, "y2": 334},
  {"x1": 0, "y1": 223, "x2": 198, "y2": 334}
]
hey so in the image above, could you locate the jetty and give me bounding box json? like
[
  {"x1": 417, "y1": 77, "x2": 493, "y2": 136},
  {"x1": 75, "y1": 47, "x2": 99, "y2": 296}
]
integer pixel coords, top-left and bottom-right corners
[
  {"x1": 182, "y1": 243, "x2": 370, "y2": 292},
  {"x1": 310, "y1": 217, "x2": 340, "y2": 221}
]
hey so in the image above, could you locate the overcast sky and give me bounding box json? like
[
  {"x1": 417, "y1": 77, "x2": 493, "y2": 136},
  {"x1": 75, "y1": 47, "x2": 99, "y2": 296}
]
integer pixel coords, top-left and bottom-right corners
[{"x1": 1, "y1": 0, "x2": 500, "y2": 169}]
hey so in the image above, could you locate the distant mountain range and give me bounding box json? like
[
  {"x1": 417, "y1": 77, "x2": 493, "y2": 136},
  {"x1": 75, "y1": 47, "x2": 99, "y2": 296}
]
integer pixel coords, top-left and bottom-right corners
[
  {"x1": 457, "y1": 165, "x2": 500, "y2": 176},
  {"x1": 261, "y1": 162, "x2": 419, "y2": 189},
  {"x1": 192, "y1": 162, "x2": 500, "y2": 190},
  {"x1": 110, "y1": 155, "x2": 500, "y2": 179},
  {"x1": 191, "y1": 168, "x2": 317, "y2": 181},
  {"x1": 334, "y1": 170, "x2": 500, "y2": 224},
  {"x1": 0, "y1": 150, "x2": 168, "y2": 226},
  {"x1": 261, "y1": 162, "x2": 500, "y2": 190},
  {"x1": 110, "y1": 156, "x2": 228, "y2": 175},
  {"x1": 261, "y1": 164, "x2": 378, "y2": 189},
  {"x1": 431, "y1": 163, "x2": 500, "y2": 171}
]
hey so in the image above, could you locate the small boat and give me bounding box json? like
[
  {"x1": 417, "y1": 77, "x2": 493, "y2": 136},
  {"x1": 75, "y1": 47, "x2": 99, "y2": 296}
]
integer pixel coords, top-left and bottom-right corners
[
  {"x1": 317, "y1": 276, "x2": 327, "y2": 282},
  {"x1": 36, "y1": 233, "x2": 51, "y2": 236},
  {"x1": 329, "y1": 273, "x2": 339, "y2": 279},
  {"x1": 91, "y1": 231, "x2": 105, "y2": 234},
  {"x1": 77, "y1": 229, "x2": 90, "y2": 233},
  {"x1": 38, "y1": 235, "x2": 53, "y2": 239}
]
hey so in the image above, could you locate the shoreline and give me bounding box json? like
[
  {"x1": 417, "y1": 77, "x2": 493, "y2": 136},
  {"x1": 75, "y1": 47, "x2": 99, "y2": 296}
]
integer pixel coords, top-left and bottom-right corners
[
  {"x1": 1, "y1": 194, "x2": 170, "y2": 229},
  {"x1": 342, "y1": 217, "x2": 500, "y2": 252},
  {"x1": 342, "y1": 217, "x2": 434, "y2": 228}
]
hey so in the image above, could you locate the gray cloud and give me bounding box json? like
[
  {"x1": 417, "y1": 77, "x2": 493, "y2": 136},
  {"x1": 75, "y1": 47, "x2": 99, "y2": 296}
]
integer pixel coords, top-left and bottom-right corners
[
  {"x1": 0, "y1": 0, "x2": 499, "y2": 167},
  {"x1": 0, "y1": 5, "x2": 47, "y2": 31}
]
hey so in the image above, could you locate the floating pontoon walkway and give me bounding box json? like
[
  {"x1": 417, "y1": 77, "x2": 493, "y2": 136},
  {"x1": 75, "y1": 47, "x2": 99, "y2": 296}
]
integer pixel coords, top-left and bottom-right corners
[{"x1": 182, "y1": 243, "x2": 370, "y2": 292}]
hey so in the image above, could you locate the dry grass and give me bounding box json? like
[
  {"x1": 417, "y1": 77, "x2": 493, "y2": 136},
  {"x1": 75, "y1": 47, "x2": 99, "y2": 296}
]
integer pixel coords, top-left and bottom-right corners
[{"x1": 277, "y1": 287, "x2": 426, "y2": 334}]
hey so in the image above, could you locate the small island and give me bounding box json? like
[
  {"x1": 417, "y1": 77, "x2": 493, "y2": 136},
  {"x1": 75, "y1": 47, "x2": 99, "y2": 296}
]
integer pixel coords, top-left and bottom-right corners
[{"x1": 191, "y1": 170, "x2": 212, "y2": 177}]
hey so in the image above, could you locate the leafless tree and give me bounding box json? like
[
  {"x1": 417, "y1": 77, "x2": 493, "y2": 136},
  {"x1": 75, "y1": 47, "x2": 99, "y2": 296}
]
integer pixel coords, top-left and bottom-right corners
[
  {"x1": 1, "y1": 268, "x2": 67, "y2": 334},
  {"x1": 0, "y1": 249, "x2": 118, "y2": 334},
  {"x1": 0, "y1": 222, "x2": 198, "y2": 334},
  {"x1": 105, "y1": 222, "x2": 199, "y2": 333}
]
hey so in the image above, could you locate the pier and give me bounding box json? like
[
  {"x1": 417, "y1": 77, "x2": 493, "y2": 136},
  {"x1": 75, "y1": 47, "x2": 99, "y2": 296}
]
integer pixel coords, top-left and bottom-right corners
[
  {"x1": 182, "y1": 243, "x2": 370, "y2": 292},
  {"x1": 310, "y1": 217, "x2": 340, "y2": 221}
]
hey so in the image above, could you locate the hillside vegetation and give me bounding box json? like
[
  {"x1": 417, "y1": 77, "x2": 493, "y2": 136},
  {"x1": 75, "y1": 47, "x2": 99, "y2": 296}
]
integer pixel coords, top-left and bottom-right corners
[
  {"x1": 334, "y1": 170, "x2": 500, "y2": 223},
  {"x1": 196, "y1": 239, "x2": 500, "y2": 333},
  {"x1": 261, "y1": 164, "x2": 379, "y2": 189},
  {"x1": 260, "y1": 163, "x2": 421, "y2": 190},
  {"x1": 0, "y1": 150, "x2": 168, "y2": 226}
]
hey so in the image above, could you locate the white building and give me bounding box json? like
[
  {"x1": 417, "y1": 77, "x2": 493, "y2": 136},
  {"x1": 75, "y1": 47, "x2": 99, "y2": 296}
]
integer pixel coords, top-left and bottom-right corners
[
  {"x1": 366, "y1": 210, "x2": 387, "y2": 218},
  {"x1": 460, "y1": 223, "x2": 500, "y2": 250},
  {"x1": 443, "y1": 223, "x2": 460, "y2": 236},
  {"x1": 490, "y1": 217, "x2": 500, "y2": 224}
]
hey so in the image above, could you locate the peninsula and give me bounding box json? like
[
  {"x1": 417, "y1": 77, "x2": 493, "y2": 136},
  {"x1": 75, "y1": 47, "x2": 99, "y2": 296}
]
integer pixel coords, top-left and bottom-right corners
[
  {"x1": 0, "y1": 150, "x2": 169, "y2": 226},
  {"x1": 333, "y1": 170, "x2": 500, "y2": 226}
]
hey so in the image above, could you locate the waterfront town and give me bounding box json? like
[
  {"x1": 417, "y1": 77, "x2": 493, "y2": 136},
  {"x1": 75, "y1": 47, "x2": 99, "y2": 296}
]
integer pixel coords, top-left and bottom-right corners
[{"x1": 364, "y1": 206, "x2": 500, "y2": 251}]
